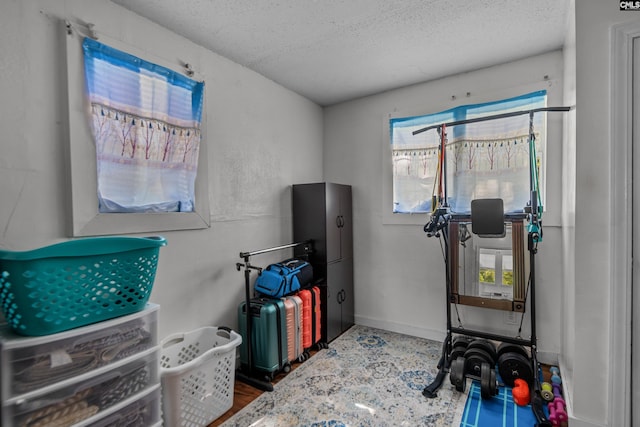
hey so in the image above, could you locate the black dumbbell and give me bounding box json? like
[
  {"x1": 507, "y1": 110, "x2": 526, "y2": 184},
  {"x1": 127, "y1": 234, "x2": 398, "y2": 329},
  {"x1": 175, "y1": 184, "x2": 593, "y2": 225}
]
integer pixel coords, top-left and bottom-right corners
[
  {"x1": 450, "y1": 356, "x2": 499, "y2": 400},
  {"x1": 496, "y1": 342, "x2": 534, "y2": 387}
]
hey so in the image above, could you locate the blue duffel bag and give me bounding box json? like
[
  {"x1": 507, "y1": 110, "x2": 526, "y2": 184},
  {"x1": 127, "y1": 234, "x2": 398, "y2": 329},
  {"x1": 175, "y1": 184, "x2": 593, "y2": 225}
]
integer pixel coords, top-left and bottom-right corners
[{"x1": 254, "y1": 258, "x2": 313, "y2": 298}]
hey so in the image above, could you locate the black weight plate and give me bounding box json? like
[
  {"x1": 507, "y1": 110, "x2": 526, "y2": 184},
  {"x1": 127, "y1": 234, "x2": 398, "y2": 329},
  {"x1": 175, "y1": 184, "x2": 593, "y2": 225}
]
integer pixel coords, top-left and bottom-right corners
[
  {"x1": 497, "y1": 352, "x2": 534, "y2": 387},
  {"x1": 450, "y1": 356, "x2": 467, "y2": 393},
  {"x1": 497, "y1": 342, "x2": 529, "y2": 360},
  {"x1": 466, "y1": 339, "x2": 497, "y2": 365},
  {"x1": 480, "y1": 362, "x2": 499, "y2": 399},
  {"x1": 450, "y1": 344, "x2": 467, "y2": 362},
  {"x1": 452, "y1": 335, "x2": 473, "y2": 348},
  {"x1": 464, "y1": 347, "x2": 494, "y2": 377},
  {"x1": 490, "y1": 365, "x2": 498, "y2": 396}
]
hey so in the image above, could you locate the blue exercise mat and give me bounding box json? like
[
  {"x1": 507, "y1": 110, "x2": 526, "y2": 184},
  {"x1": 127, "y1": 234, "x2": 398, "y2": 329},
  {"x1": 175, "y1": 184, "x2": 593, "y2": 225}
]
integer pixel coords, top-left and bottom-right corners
[{"x1": 459, "y1": 380, "x2": 538, "y2": 427}]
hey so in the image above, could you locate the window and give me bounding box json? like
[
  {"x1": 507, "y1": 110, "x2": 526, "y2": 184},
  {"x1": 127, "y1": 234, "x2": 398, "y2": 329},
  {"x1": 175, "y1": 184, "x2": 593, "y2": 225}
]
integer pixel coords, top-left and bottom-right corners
[
  {"x1": 65, "y1": 25, "x2": 210, "y2": 236},
  {"x1": 389, "y1": 91, "x2": 547, "y2": 214},
  {"x1": 83, "y1": 38, "x2": 205, "y2": 214},
  {"x1": 478, "y1": 248, "x2": 513, "y2": 300}
]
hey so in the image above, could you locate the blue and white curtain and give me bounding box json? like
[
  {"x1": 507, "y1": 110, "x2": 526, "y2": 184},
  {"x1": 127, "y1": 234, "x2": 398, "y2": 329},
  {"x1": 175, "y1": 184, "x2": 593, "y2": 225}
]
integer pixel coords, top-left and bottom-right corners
[
  {"x1": 390, "y1": 91, "x2": 546, "y2": 214},
  {"x1": 82, "y1": 38, "x2": 205, "y2": 213}
]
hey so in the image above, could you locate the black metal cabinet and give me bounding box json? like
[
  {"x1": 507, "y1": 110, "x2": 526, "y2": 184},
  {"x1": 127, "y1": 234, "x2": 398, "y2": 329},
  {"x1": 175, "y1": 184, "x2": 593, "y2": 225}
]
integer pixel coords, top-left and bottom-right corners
[
  {"x1": 293, "y1": 182, "x2": 354, "y2": 342},
  {"x1": 326, "y1": 258, "x2": 354, "y2": 341}
]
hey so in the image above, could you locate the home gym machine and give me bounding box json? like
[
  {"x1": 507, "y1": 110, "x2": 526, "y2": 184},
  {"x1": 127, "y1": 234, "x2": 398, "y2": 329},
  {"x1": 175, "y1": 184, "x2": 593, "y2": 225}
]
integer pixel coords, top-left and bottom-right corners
[{"x1": 416, "y1": 106, "x2": 570, "y2": 427}]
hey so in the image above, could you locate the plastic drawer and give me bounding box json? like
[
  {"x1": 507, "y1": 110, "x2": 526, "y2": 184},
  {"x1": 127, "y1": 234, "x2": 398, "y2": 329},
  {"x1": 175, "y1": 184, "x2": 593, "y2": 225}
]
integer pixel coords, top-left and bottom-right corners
[
  {"x1": 3, "y1": 348, "x2": 159, "y2": 427},
  {"x1": 84, "y1": 385, "x2": 161, "y2": 427},
  {"x1": 0, "y1": 304, "x2": 158, "y2": 399}
]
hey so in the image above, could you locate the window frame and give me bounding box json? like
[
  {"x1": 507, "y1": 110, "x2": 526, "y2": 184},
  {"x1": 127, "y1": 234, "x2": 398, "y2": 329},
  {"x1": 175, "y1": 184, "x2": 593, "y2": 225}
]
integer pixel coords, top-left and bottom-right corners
[
  {"x1": 381, "y1": 80, "x2": 563, "y2": 226},
  {"x1": 65, "y1": 23, "x2": 210, "y2": 236}
]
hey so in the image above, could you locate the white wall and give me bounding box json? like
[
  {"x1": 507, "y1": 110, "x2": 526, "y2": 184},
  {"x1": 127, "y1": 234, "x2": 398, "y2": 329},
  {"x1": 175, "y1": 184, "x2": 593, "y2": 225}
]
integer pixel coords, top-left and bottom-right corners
[
  {"x1": 324, "y1": 51, "x2": 566, "y2": 358},
  {"x1": 0, "y1": 0, "x2": 323, "y2": 339},
  {"x1": 568, "y1": 2, "x2": 639, "y2": 426},
  {"x1": 560, "y1": 0, "x2": 577, "y2": 420}
]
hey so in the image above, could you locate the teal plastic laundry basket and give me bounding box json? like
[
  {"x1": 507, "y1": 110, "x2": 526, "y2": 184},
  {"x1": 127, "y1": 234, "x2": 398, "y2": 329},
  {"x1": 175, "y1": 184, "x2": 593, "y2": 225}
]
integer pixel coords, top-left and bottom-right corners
[{"x1": 0, "y1": 236, "x2": 166, "y2": 336}]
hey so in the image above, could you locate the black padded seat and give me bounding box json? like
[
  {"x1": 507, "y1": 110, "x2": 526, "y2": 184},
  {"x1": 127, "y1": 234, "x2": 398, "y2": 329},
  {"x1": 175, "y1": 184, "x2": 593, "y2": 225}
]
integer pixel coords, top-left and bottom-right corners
[{"x1": 470, "y1": 198, "x2": 505, "y2": 237}]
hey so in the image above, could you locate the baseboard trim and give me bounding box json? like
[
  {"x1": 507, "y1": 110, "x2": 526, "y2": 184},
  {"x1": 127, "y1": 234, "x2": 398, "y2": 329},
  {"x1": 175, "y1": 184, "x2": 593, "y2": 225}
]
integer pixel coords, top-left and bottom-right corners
[
  {"x1": 567, "y1": 416, "x2": 604, "y2": 427},
  {"x1": 535, "y1": 351, "x2": 558, "y2": 366},
  {"x1": 559, "y1": 357, "x2": 603, "y2": 427},
  {"x1": 558, "y1": 356, "x2": 574, "y2": 419},
  {"x1": 354, "y1": 315, "x2": 446, "y2": 343},
  {"x1": 355, "y1": 316, "x2": 561, "y2": 367}
]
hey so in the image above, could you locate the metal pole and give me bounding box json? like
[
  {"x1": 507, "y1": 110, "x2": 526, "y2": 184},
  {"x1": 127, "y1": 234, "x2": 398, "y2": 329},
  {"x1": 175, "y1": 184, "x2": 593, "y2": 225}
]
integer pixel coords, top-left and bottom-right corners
[
  {"x1": 239, "y1": 240, "x2": 310, "y2": 258},
  {"x1": 243, "y1": 256, "x2": 253, "y2": 373},
  {"x1": 412, "y1": 106, "x2": 571, "y2": 136}
]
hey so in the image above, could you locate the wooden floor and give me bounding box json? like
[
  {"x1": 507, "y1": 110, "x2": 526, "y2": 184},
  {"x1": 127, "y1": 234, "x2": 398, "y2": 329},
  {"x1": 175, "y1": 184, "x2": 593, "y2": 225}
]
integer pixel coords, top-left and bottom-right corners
[
  {"x1": 208, "y1": 379, "x2": 265, "y2": 426},
  {"x1": 209, "y1": 350, "x2": 318, "y2": 426},
  {"x1": 209, "y1": 360, "x2": 567, "y2": 427}
]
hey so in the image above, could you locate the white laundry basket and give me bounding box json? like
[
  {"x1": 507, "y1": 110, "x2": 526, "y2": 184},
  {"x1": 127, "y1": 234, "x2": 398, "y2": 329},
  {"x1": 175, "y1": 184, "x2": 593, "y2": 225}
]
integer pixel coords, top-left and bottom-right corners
[{"x1": 160, "y1": 326, "x2": 242, "y2": 427}]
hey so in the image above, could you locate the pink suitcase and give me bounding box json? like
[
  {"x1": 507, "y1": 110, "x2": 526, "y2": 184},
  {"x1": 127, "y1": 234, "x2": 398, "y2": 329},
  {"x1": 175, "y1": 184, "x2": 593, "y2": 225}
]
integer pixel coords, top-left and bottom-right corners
[{"x1": 281, "y1": 295, "x2": 306, "y2": 363}]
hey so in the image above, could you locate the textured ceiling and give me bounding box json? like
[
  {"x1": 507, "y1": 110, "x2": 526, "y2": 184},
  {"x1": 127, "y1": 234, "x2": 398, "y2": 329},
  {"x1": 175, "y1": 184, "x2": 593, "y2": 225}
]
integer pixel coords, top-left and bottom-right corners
[{"x1": 111, "y1": 0, "x2": 570, "y2": 106}]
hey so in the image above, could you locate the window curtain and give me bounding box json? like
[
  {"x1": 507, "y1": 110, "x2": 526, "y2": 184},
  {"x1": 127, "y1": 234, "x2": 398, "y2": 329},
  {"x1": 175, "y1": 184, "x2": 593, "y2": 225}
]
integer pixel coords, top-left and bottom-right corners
[
  {"x1": 82, "y1": 38, "x2": 205, "y2": 213},
  {"x1": 390, "y1": 91, "x2": 546, "y2": 214}
]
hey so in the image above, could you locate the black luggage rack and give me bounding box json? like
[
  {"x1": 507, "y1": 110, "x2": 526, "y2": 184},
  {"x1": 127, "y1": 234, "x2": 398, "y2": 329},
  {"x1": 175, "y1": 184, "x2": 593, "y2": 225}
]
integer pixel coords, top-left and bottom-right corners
[{"x1": 235, "y1": 240, "x2": 314, "y2": 392}]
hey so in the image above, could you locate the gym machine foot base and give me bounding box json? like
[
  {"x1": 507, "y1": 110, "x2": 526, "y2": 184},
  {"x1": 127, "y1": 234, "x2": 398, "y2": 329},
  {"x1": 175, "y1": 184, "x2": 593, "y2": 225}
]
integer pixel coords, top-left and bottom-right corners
[{"x1": 423, "y1": 368, "x2": 448, "y2": 398}]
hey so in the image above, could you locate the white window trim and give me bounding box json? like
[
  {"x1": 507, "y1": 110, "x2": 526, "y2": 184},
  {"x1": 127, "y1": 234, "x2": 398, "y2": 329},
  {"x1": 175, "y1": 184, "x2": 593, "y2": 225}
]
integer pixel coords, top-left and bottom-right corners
[
  {"x1": 64, "y1": 23, "x2": 210, "y2": 236},
  {"x1": 381, "y1": 80, "x2": 563, "y2": 227}
]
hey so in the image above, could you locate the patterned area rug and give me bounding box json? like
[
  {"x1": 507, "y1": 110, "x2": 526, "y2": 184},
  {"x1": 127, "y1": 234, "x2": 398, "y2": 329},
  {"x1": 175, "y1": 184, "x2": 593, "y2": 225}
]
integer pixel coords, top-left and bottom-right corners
[{"x1": 221, "y1": 325, "x2": 467, "y2": 426}]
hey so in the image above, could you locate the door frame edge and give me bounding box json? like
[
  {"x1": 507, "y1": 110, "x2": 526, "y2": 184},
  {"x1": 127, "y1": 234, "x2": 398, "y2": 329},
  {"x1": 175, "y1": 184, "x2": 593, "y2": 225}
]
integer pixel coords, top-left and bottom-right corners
[{"x1": 610, "y1": 20, "x2": 640, "y2": 427}]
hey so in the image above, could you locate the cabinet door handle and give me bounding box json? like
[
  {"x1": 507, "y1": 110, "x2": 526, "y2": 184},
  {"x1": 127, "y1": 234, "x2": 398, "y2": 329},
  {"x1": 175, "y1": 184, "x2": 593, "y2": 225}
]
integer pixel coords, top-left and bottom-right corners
[
  {"x1": 337, "y1": 289, "x2": 346, "y2": 304},
  {"x1": 336, "y1": 216, "x2": 341, "y2": 228}
]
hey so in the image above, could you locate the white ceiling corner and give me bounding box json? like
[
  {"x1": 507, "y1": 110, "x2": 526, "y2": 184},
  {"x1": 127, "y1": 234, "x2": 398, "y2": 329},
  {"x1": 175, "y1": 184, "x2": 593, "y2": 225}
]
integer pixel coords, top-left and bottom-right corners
[{"x1": 111, "y1": 0, "x2": 570, "y2": 106}]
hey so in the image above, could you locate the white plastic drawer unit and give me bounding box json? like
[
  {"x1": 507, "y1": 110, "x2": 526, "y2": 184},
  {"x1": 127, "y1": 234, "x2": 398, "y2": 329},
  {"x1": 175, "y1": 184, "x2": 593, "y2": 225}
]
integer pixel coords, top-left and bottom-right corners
[
  {"x1": 2, "y1": 348, "x2": 159, "y2": 427},
  {"x1": 84, "y1": 384, "x2": 161, "y2": 427},
  {"x1": 0, "y1": 304, "x2": 158, "y2": 399}
]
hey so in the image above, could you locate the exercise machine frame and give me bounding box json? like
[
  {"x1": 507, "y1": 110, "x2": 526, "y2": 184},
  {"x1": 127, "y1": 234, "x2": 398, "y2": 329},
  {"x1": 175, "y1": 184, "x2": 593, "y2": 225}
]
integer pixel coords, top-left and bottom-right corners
[{"x1": 417, "y1": 106, "x2": 570, "y2": 427}]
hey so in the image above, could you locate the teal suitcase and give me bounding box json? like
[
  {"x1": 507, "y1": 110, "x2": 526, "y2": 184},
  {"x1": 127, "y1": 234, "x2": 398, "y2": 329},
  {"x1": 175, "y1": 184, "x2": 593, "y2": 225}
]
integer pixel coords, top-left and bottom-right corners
[{"x1": 238, "y1": 298, "x2": 289, "y2": 379}]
